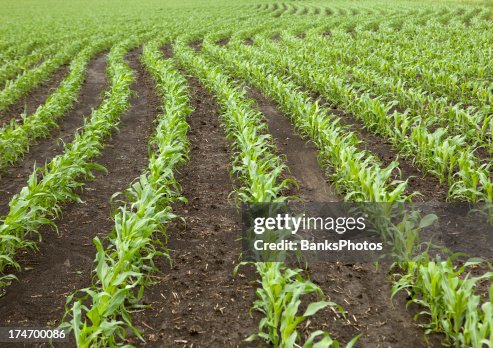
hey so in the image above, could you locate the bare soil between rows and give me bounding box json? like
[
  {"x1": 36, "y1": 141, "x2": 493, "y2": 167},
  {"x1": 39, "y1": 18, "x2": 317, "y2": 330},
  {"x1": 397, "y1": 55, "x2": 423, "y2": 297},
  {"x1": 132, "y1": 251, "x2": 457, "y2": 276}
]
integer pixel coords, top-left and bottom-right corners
[
  {"x1": 247, "y1": 88, "x2": 340, "y2": 203},
  {"x1": 0, "y1": 49, "x2": 160, "y2": 346}
]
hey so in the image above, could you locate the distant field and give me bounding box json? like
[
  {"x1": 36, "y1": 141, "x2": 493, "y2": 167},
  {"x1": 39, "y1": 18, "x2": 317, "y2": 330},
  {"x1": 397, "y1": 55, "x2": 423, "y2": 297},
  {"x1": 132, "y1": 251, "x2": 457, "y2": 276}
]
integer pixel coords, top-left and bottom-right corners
[{"x1": 0, "y1": 1, "x2": 492, "y2": 347}]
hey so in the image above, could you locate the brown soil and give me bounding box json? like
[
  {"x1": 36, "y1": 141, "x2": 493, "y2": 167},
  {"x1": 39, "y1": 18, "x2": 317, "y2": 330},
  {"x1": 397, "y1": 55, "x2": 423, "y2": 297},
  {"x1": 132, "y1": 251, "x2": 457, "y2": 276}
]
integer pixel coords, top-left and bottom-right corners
[
  {"x1": 244, "y1": 88, "x2": 441, "y2": 348},
  {"x1": 190, "y1": 41, "x2": 202, "y2": 52},
  {"x1": 0, "y1": 65, "x2": 69, "y2": 126},
  {"x1": 129, "y1": 77, "x2": 261, "y2": 347},
  {"x1": 162, "y1": 43, "x2": 173, "y2": 59},
  {"x1": 308, "y1": 262, "x2": 442, "y2": 347},
  {"x1": 474, "y1": 146, "x2": 493, "y2": 170},
  {"x1": 216, "y1": 38, "x2": 229, "y2": 46},
  {"x1": 0, "y1": 49, "x2": 160, "y2": 342},
  {"x1": 0, "y1": 53, "x2": 107, "y2": 217},
  {"x1": 247, "y1": 88, "x2": 340, "y2": 203}
]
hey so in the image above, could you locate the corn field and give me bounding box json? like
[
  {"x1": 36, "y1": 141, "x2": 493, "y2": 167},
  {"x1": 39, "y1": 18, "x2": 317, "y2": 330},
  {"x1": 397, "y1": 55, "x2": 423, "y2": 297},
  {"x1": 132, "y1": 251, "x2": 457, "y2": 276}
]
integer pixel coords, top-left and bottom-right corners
[{"x1": 0, "y1": 0, "x2": 492, "y2": 347}]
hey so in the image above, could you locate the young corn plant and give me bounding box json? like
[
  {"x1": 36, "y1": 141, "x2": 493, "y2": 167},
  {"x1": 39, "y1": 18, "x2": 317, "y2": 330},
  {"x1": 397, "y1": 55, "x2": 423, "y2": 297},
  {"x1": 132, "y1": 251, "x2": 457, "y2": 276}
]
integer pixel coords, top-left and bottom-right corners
[
  {"x1": 0, "y1": 41, "x2": 62, "y2": 86},
  {"x1": 249, "y1": 262, "x2": 359, "y2": 348},
  {"x1": 392, "y1": 261, "x2": 493, "y2": 347}
]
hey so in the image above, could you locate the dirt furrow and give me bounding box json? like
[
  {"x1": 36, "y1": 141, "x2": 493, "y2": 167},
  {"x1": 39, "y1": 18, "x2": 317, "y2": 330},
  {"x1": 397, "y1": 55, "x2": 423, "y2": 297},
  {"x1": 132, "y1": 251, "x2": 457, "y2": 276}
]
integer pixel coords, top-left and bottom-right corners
[
  {"x1": 0, "y1": 65, "x2": 69, "y2": 125},
  {"x1": 130, "y1": 76, "x2": 260, "y2": 347},
  {"x1": 0, "y1": 49, "x2": 159, "y2": 331},
  {"x1": 0, "y1": 53, "x2": 107, "y2": 217},
  {"x1": 247, "y1": 88, "x2": 340, "y2": 203}
]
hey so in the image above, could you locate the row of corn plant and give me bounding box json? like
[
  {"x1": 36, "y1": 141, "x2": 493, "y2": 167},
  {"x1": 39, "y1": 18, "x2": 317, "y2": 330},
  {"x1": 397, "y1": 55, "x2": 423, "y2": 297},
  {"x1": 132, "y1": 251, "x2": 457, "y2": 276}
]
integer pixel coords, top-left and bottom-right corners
[
  {"x1": 175, "y1": 35, "x2": 359, "y2": 348},
  {"x1": 0, "y1": 38, "x2": 87, "y2": 112},
  {"x1": 392, "y1": 260, "x2": 493, "y2": 347},
  {"x1": 0, "y1": 37, "x2": 51, "y2": 63},
  {"x1": 0, "y1": 23, "x2": 81, "y2": 62},
  {"x1": 177, "y1": 40, "x2": 291, "y2": 203},
  {"x1": 201, "y1": 33, "x2": 410, "y2": 203},
  {"x1": 61, "y1": 39, "x2": 191, "y2": 347},
  {"x1": 0, "y1": 39, "x2": 136, "y2": 289},
  {"x1": 0, "y1": 41, "x2": 63, "y2": 87},
  {"x1": 233, "y1": 32, "x2": 492, "y2": 202},
  {"x1": 0, "y1": 36, "x2": 114, "y2": 170}
]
